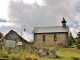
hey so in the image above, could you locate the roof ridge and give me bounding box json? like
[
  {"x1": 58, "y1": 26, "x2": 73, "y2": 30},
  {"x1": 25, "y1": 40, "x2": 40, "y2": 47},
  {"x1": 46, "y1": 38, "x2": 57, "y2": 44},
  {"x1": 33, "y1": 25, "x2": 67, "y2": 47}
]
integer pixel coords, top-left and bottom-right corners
[
  {"x1": 34, "y1": 26, "x2": 68, "y2": 28},
  {"x1": 0, "y1": 30, "x2": 29, "y2": 43}
]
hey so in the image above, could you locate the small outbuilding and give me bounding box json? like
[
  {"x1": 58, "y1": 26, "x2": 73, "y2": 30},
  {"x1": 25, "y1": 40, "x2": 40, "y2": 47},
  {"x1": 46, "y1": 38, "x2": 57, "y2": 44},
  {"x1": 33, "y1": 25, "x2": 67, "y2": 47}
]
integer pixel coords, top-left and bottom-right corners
[{"x1": 0, "y1": 30, "x2": 30, "y2": 50}]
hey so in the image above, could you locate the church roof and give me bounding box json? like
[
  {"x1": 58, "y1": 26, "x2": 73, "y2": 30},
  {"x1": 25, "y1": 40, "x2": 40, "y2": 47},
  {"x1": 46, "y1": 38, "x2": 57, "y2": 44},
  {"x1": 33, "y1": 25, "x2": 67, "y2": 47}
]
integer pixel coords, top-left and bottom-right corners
[{"x1": 33, "y1": 26, "x2": 69, "y2": 33}]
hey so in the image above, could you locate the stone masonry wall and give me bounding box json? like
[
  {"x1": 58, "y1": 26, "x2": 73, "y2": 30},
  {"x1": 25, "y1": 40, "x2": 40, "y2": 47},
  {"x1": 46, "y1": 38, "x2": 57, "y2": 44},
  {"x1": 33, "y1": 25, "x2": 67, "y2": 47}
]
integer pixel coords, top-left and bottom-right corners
[{"x1": 34, "y1": 33, "x2": 68, "y2": 47}]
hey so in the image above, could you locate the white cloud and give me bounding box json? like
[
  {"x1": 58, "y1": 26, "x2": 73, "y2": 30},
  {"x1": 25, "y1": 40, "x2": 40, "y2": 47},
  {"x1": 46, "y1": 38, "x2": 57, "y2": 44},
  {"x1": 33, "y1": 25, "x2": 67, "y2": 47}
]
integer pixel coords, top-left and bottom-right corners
[
  {"x1": 8, "y1": 0, "x2": 77, "y2": 26},
  {"x1": 73, "y1": 24, "x2": 77, "y2": 27},
  {"x1": 69, "y1": 28, "x2": 79, "y2": 38},
  {"x1": 0, "y1": 0, "x2": 80, "y2": 40},
  {"x1": 74, "y1": 13, "x2": 80, "y2": 25},
  {"x1": 0, "y1": 0, "x2": 9, "y2": 20},
  {"x1": 8, "y1": 0, "x2": 80, "y2": 24},
  {"x1": 0, "y1": 22, "x2": 14, "y2": 27},
  {"x1": 7, "y1": 0, "x2": 80, "y2": 39},
  {"x1": 22, "y1": 32, "x2": 33, "y2": 41},
  {"x1": 0, "y1": 26, "x2": 21, "y2": 35}
]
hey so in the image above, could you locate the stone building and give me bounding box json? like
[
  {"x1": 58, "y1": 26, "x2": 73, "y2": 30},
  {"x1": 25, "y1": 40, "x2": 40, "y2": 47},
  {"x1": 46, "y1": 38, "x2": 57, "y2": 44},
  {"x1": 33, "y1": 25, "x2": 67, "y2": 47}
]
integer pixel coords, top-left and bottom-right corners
[
  {"x1": 33, "y1": 18, "x2": 69, "y2": 47},
  {"x1": 0, "y1": 30, "x2": 30, "y2": 50}
]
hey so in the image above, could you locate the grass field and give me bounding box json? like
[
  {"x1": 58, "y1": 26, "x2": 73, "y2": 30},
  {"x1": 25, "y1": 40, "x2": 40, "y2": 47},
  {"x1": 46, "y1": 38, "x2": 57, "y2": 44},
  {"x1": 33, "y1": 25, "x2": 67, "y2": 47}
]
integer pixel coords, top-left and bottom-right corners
[
  {"x1": 41, "y1": 47, "x2": 80, "y2": 60},
  {"x1": 1, "y1": 46, "x2": 80, "y2": 60}
]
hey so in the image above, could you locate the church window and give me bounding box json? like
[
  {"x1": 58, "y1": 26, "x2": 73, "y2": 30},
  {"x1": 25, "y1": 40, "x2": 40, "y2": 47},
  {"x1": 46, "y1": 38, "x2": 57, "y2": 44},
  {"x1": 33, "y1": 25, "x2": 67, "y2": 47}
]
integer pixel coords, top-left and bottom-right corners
[
  {"x1": 54, "y1": 34, "x2": 57, "y2": 41},
  {"x1": 43, "y1": 35, "x2": 45, "y2": 42}
]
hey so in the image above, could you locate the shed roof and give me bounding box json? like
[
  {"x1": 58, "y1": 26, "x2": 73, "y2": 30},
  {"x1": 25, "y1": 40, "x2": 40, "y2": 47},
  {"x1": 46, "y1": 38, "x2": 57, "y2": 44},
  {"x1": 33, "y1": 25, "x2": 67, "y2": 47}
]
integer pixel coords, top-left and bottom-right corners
[
  {"x1": 0, "y1": 30, "x2": 29, "y2": 43},
  {"x1": 33, "y1": 26, "x2": 69, "y2": 33}
]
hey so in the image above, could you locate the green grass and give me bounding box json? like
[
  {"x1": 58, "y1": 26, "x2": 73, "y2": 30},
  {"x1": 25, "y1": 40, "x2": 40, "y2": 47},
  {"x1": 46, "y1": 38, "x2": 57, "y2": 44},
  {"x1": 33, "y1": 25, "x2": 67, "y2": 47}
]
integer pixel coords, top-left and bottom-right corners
[{"x1": 41, "y1": 47, "x2": 80, "y2": 60}]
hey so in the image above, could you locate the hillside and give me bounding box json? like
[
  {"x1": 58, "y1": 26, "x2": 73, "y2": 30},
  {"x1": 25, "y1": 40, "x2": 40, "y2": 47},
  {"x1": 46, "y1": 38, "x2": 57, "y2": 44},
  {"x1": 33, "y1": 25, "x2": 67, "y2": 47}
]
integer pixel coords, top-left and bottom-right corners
[{"x1": 41, "y1": 47, "x2": 80, "y2": 60}]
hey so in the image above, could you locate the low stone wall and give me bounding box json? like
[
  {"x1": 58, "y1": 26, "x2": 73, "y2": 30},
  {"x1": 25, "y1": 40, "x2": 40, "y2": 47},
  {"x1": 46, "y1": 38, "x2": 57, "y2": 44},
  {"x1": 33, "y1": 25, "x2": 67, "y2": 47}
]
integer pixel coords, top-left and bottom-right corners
[{"x1": 34, "y1": 47, "x2": 58, "y2": 58}]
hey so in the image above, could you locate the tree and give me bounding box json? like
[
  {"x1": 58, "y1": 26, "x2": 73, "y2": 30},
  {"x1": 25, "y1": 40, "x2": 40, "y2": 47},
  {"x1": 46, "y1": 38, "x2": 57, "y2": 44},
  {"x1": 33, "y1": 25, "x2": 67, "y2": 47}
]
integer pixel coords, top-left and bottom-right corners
[
  {"x1": 76, "y1": 31, "x2": 80, "y2": 44},
  {"x1": 68, "y1": 36, "x2": 73, "y2": 46},
  {"x1": 70, "y1": 32, "x2": 75, "y2": 43},
  {"x1": 68, "y1": 32, "x2": 74, "y2": 46},
  {"x1": 0, "y1": 32, "x2": 3, "y2": 39}
]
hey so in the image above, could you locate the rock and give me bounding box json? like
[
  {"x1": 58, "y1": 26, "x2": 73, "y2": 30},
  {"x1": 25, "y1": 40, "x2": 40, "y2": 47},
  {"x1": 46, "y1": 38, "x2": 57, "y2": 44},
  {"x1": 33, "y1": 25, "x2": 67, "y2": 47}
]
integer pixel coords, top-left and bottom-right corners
[
  {"x1": 39, "y1": 48, "x2": 43, "y2": 52},
  {"x1": 34, "y1": 47, "x2": 57, "y2": 58}
]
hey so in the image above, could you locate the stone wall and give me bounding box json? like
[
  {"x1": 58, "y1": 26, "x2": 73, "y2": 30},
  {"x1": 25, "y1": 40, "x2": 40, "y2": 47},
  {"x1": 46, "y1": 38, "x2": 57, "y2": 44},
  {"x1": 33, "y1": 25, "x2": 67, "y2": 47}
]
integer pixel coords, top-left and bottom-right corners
[{"x1": 34, "y1": 33, "x2": 68, "y2": 47}]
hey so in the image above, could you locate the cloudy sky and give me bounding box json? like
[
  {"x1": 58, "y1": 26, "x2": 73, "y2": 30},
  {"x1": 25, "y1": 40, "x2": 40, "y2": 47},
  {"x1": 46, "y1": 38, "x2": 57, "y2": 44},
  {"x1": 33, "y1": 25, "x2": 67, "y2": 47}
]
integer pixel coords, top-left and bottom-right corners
[{"x1": 0, "y1": 0, "x2": 80, "y2": 41}]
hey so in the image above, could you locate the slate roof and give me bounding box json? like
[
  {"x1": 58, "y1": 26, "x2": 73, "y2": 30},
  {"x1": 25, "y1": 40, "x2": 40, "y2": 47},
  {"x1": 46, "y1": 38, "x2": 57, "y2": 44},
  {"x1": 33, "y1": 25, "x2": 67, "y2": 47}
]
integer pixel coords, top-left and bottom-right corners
[{"x1": 33, "y1": 26, "x2": 69, "y2": 33}]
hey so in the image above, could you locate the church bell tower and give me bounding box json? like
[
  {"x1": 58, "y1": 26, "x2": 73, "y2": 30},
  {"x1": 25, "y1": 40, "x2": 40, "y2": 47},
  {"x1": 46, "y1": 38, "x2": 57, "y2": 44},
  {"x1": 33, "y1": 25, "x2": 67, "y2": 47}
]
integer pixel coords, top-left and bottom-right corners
[{"x1": 61, "y1": 17, "x2": 67, "y2": 27}]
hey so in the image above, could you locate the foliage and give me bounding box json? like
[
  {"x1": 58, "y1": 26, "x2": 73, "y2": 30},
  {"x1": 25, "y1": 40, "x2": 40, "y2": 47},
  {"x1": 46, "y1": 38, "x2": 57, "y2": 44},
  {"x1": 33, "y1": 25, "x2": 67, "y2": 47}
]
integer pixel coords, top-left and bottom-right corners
[
  {"x1": 2, "y1": 51, "x2": 8, "y2": 58},
  {"x1": 68, "y1": 32, "x2": 75, "y2": 46},
  {"x1": 10, "y1": 51, "x2": 37, "y2": 60},
  {"x1": 70, "y1": 32, "x2": 75, "y2": 43},
  {"x1": 76, "y1": 31, "x2": 80, "y2": 44},
  {"x1": 0, "y1": 32, "x2": 3, "y2": 39},
  {"x1": 76, "y1": 38, "x2": 80, "y2": 44},
  {"x1": 68, "y1": 36, "x2": 73, "y2": 46},
  {"x1": 0, "y1": 48, "x2": 38, "y2": 60}
]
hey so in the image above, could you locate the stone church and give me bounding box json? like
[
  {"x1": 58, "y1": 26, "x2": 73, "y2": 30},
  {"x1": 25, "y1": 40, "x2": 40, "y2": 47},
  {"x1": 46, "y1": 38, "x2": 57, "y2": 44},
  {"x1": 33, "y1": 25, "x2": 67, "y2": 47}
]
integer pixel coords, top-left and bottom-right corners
[{"x1": 33, "y1": 18, "x2": 69, "y2": 47}]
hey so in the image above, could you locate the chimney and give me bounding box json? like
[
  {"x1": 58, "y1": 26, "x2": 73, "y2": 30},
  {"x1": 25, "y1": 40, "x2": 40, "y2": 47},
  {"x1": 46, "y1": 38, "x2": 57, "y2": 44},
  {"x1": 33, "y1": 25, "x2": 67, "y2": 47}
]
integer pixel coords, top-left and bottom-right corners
[{"x1": 61, "y1": 17, "x2": 67, "y2": 27}]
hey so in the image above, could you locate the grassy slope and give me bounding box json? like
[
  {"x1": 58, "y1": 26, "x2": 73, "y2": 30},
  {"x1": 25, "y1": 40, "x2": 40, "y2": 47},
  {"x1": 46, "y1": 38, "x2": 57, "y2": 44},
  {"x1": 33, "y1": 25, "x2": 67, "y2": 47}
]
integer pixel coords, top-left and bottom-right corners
[{"x1": 41, "y1": 47, "x2": 80, "y2": 60}]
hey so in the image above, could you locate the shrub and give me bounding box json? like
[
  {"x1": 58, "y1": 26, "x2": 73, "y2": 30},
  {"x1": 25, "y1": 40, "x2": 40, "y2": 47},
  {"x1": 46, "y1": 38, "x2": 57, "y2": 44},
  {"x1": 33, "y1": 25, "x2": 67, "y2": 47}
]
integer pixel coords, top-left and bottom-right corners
[{"x1": 2, "y1": 51, "x2": 8, "y2": 58}]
